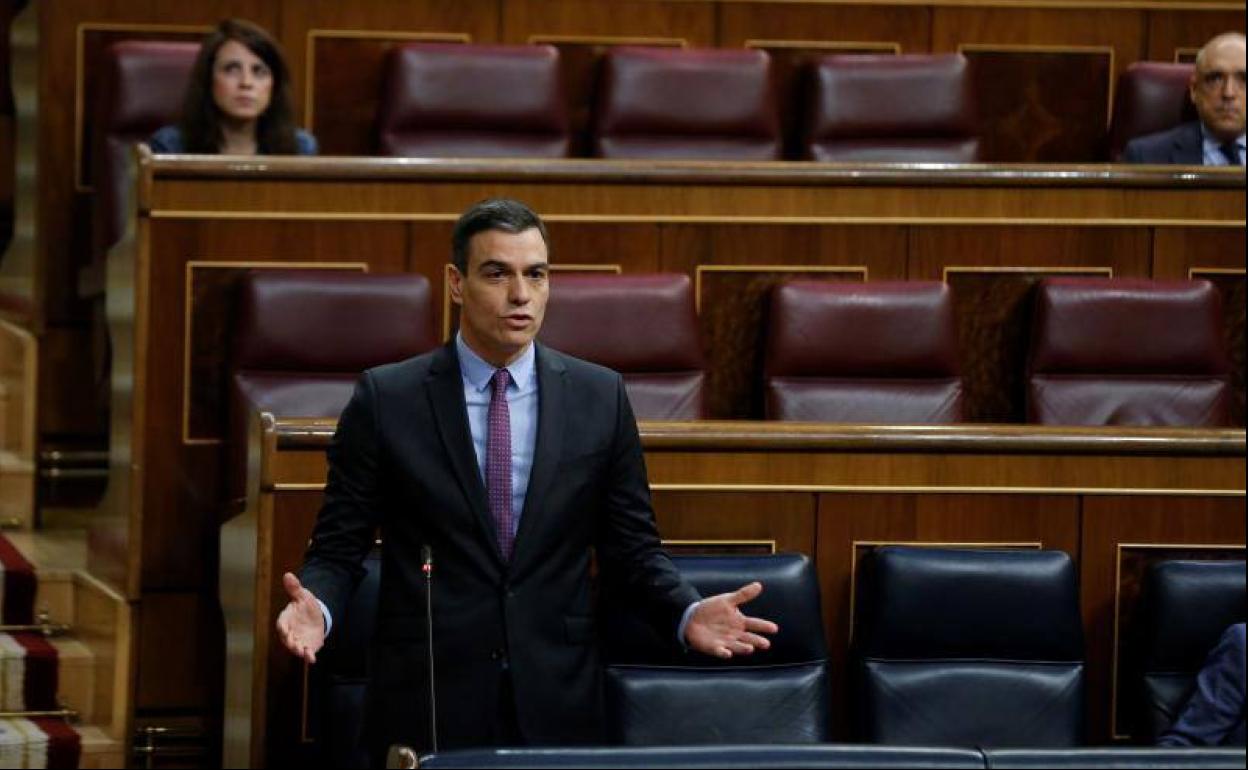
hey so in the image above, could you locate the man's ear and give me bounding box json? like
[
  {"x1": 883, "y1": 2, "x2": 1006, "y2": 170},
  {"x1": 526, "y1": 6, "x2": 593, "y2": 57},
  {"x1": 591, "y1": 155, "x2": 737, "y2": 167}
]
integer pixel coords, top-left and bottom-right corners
[{"x1": 447, "y1": 264, "x2": 464, "y2": 306}]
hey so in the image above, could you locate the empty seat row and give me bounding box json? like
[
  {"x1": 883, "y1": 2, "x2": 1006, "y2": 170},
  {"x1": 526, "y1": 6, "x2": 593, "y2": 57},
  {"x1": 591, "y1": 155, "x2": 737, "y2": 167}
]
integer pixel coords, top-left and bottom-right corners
[
  {"x1": 368, "y1": 44, "x2": 984, "y2": 163},
  {"x1": 307, "y1": 547, "x2": 1245, "y2": 763},
  {"x1": 227, "y1": 272, "x2": 1234, "y2": 488}
]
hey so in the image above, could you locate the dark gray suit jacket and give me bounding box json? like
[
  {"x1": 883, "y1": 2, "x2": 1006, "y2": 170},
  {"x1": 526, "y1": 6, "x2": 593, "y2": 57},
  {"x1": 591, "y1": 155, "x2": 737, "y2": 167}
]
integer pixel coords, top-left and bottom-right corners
[
  {"x1": 299, "y1": 341, "x2": 699, "y2": 754},
  {"x1": 1122, "y1": 121, "x2": 1204, "y2": 164}
]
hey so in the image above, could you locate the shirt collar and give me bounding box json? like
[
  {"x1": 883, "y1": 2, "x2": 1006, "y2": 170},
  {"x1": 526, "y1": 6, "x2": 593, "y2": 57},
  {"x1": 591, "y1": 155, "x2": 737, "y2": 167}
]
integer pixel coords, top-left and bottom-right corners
[
  {"x1": 456, "y1": 332, "x2": 537, "y2": 393},
  {"x1": 1199, "y1": 123, "x2": 1246, "y2": 153}
]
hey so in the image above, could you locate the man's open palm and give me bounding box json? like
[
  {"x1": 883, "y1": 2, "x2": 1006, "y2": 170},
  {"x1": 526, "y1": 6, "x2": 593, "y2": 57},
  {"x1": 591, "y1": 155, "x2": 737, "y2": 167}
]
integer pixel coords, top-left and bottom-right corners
[
  {"x1": 276, "y1": 572, "x2": 325, "y2": 664},
  {"x1": 684, "y1": 581, "x2": 779, "y2": 659}
]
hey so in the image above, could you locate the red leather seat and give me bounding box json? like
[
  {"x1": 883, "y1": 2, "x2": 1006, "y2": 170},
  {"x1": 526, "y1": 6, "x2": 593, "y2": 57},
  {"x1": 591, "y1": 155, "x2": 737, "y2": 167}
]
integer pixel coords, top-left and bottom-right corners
[
  {"x1": 1106, "y1": 62, "x2": 1196, "y2": 161},
  {"x1": 764, "y1": 281, "x2": 964, "y2": 423},
  {"x1": 376, "y1": 43, "x2": 571, "y2": 158},
  {"x1": 537, "y1": 273, "x2": 706, "y2": 420},
  {"x1": 91, "y1": 41, "x2": 198, "y2": 288},
  {"x1": 803, "y1": 54, "x2": 980, "y2": 162},
  {"x1": 1027, "y1": 278, "x2": 1230, "y2": 426},
  {"x1": 227, "y1": 271, "x2": 438, "y2": 511},
  {"x1": 592, "y1": 47, "x2": 781, "y2": 160}
]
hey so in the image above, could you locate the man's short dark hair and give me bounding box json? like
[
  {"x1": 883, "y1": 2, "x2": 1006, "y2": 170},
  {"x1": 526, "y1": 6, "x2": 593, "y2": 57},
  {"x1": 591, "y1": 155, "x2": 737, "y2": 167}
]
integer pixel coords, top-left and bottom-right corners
[{"x1": 451, "y1": 198, "x2": 550, "y2": 273}]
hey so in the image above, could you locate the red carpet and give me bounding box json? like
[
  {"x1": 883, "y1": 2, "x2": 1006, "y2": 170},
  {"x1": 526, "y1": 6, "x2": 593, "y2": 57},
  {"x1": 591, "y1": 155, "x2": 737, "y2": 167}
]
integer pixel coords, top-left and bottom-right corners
[{"x1": 0, "y1": 535, "x2": 36, "y2": 625}]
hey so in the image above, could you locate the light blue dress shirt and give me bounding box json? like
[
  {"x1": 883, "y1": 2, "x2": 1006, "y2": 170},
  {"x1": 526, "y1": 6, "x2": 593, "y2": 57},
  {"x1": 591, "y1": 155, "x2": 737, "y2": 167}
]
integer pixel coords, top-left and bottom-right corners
[
  {"x1": 1201, "y1": 125, "x2": 1246, "y2": 166},
  {"x1": 321, "y1": 335, "x2": 699, "y2": 642},
  {"x1": 456, "y1": 332, "x2": 539, "y2": 536}
]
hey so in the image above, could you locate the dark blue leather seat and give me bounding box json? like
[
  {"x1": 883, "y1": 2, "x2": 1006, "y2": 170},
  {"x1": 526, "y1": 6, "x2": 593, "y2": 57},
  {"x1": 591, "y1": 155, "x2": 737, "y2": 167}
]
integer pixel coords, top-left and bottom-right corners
[
  {"x1": 1135, "y1": 560, "x2": 1246, "y2": 741},
  {"x1": 603, "y1": 553, "x2": 829, "y2": 744},
  {"x1": 852, "y1": 546, "x2": 1085, "y2": 747}
]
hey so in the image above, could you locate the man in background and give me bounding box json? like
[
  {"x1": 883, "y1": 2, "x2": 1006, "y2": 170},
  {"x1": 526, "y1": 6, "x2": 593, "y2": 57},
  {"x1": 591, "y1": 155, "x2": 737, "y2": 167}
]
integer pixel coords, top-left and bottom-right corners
[{"x1": 1123, "y1": 32, "x2": 1245, "y2": 165}]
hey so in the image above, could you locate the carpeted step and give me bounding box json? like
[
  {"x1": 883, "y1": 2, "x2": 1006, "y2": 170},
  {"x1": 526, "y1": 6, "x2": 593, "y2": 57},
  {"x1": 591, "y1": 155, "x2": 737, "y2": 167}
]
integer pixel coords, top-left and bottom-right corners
[
  {"x1": 0, "y1": 535, "x2": 36, "y2": 625},
  {"x1": 0, "y1": 717, "x2": 81, "y2": 769},
  {"x1": 0, "y1": 632, "x2": 59, "y2": 711}
]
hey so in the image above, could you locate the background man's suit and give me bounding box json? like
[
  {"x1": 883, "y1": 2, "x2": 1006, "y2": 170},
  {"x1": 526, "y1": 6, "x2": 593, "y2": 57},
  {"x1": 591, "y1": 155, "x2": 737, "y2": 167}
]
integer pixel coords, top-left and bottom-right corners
[
  {"x1": 298, "y1": 340, "x2": 699, "y2": 754},
  {"x1": 1122, "y1": 121, "x2": 1205, "y2": 164}
]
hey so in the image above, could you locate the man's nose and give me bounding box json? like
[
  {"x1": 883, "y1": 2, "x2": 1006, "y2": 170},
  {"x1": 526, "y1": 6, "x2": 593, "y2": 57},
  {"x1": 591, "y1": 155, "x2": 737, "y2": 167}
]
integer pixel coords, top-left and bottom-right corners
[{"x1": 509, "y1": 276, "x2": 530, "y2": 303}]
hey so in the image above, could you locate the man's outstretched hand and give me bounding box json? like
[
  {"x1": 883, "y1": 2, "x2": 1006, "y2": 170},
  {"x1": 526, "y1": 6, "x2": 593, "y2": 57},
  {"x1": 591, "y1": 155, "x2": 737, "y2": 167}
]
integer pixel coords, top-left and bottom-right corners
[
  {"x1": 684, "y1": 581, "x2": 779, "y2": 659},
  {"x1": 276, "y1": 572, "x2": 325, "y2": 664}
]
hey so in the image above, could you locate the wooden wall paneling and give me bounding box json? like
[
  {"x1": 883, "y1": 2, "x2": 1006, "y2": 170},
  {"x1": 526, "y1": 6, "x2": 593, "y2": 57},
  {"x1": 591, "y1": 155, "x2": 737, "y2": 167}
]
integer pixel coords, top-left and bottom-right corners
[
  {"x1": 37, "y1": 1, "x2": 277, "y2": 450},
  {"x1": 650, "y1": 490, "x2": 817, "y2": 556},
  {"x1": 277, "y1": 0, "x2": 500, "y2": 130},
  {"x1": 932, "y1": 8, "x2": 1144, "y2": 161},
  {"x1": 1081, "y1": 495, "x2": 1246, "y2": 742},
  {"x1": 961, "y1": 46, "x2": 1115, "y2": 162},
  {"x1": 301, "y1": 32, "x2": 470, "y2": 156},
  {"x1": 140, "y1": 217, "x2": 408, "y2": 590},
  {"x1": 1153, "y1": 227, "x2": 1246, "y2": 425},
  {"x1": 135, "y1": 590, "x2": 221, "y2": 713},
  {"x1": 815, "y1": 492, "x2": 1081, "y2": 739},
  {"x1": 1144, "y1": 11, "x2": 1245, "y2": 62},
  {"x1": 0, "y1": 0, "x2": 14, "y2": 256},
  {"x1": 909, "y1": 225, "x2": 1151, "y2": 421},
  {"x1": 500, "y1": 1, "x2": 715, "y2": 48},
  {"x1": 502, "y1": 1, "x2": 715, "y2": 157},
  {"x1": 659, "y1": 223, "x2": 906, "y2": 419},
  {"x1": 534, "y1": 37, "x2": 687, "y2": 158},
  {"x1": 718, "y1": 3, "x2": 924, "y2": 158}
]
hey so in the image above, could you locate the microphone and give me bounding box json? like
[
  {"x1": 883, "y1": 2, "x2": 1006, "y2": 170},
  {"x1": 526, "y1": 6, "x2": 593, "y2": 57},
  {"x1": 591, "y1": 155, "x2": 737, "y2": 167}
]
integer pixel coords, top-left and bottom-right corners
[{"x1": 421, "y1": 545, "x2": 438, "y2": 755}]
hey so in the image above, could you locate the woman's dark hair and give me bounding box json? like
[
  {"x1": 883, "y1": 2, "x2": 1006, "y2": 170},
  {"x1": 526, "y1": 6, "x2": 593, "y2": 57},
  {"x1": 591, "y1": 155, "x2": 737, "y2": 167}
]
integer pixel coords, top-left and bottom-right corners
[{"x1": 177, "y1": 18, "x2": 298, "y2": 154}]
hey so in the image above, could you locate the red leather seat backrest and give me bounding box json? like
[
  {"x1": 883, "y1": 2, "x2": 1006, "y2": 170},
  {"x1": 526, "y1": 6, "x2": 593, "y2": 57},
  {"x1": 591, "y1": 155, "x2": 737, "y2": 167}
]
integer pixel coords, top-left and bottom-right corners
[
  {"x1": 764, "y1": 281, "x2": 964, "y2": 423},
  {"x1": 92, "y1": 41, "x2": 198, "y2": 265},
  {"x1": 803, "y1": 53, "x2": 980, "y2": 162},
  {"x1": 592, "y1": 46, "x2": 781, "y2": 160},
  {"x1": 377, "y1": 43, "x2": 571, "y2": 158},
  {"x1": 1106, "y1": 62, "x2": 1196, "y2": 161},
  {"x1": 226, "y1": 271, "x2": 438, "y2": 511},
  {"x1": 1027, "y1": 278, "x2": 1230, "y2": 426},
  {"x1": 538, "y1": 273, "x2": 706, "y2": 419}
]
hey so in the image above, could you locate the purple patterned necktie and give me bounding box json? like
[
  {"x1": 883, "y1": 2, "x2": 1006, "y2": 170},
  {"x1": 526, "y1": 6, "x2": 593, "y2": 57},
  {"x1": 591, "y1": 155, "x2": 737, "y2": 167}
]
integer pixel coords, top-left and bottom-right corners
[{"x1": 486, "y1": 368, "x2": 514, "y2": 560}]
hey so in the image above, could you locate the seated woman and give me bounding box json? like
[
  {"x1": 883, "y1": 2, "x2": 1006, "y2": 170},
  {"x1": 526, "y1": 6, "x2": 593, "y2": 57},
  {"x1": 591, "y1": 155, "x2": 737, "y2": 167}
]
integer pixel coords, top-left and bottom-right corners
[{"x1": 149, "y1": 18, "x2": 317, "y2": 155}]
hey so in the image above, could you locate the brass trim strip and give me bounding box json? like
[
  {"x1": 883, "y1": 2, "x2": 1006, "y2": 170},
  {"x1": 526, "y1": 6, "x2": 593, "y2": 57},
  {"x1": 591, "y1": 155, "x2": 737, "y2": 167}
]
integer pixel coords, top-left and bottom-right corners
[
  {"x1": 528, "y1": 34, "x2": 686, "y2": 47},
  {"x1": 1189, "y1": 266, "x2": 1247, "y2": 279},
  {"x1": 695, "y1": 264, "x2": 867, "y2": 314},
  {"x1": 649, "y1": 483, "x2": 1246, "y2": 495},
  {"x1": 957, "y1": 43, "x2": 1116, "y2": 129},
  {"x1": 848, "y1": 540, "x2": 1044, "y2": 644},
  {"x1": 712, "y1": 0, "x2": 1242, "y2": 9},
  {"x1": 745, "y1": 39, "x2": 902, "y2": 54},
  {"x1": 440, "y1": 263, "x2": 622, "y2": 341},
  {"x1": 303, "y1": 29, "x2": 472, "y2": 129},
  {"x1": 943, "y1": 265, "x2": 1114, "y2": 281},
  {"x1": 661, "y1": 538, "x2": 778, "y2": 553},
  {"x1": 1110, "y1": 542, "x2": 1246, "y2": 740},
  {"x1": 74, "y1": 22, "x2": 211, "y2": 192},
  {"x1": 181, "y1": 260, "x2": 368, "y2": 446},
  {"x1": 147, "y1": 211, "x2": 1248, "y2": 228}
]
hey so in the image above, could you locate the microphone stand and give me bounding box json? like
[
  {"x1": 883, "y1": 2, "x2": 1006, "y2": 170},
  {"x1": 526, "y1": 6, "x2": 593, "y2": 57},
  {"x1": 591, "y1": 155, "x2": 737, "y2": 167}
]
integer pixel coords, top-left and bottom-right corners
[{"x1": 421, "y1": 545, "x2": 438, "y2": 755}]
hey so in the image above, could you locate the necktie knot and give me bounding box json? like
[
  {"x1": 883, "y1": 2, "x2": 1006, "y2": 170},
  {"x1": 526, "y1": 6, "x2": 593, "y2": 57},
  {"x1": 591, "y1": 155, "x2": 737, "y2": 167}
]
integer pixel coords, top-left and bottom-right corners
[
  {"x1": 491, "y1": 368, "x2": 511, "y2": 397},
  {"x1": 1218, "y1": 141, "x2": 1242, "y2": 166}
]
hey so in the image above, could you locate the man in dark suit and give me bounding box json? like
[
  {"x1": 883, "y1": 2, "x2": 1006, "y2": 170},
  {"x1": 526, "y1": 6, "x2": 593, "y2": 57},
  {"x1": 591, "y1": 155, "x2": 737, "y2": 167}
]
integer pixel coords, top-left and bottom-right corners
[
  {"x1": 275, "y1": 198, "x2": 777, "y2": 760},
  {"x1": 1123, "y1": 32, "x2": 1245, "y2": 165},
  {"x1": 1159, "y1": 622, "x2": 1246, "y2": 747}
]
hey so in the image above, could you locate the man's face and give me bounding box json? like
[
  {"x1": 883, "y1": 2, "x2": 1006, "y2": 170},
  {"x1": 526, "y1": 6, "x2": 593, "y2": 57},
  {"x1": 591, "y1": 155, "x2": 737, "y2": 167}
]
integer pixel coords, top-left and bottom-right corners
[
  {"x1": 449, "y1": 228, "x2": 549, "y2": 367},
  {"x1": 1190, "y1": 38, "x2": 1247, "y2": 142}
]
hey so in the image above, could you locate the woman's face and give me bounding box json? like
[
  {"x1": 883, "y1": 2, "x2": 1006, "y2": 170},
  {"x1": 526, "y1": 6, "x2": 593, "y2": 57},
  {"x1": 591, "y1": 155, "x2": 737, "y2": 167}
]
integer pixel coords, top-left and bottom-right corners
[{"x1": 211, "y1": 39, "x2": 273, "y2": 124}]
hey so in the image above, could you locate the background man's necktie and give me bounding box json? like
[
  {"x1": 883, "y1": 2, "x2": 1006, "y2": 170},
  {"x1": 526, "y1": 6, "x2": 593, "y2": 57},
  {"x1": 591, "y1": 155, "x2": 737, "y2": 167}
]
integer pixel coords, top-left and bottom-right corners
[
  {"x1": 487, "y1": 368, "x2": 514, "y2": 560},
  {"x1": 1218, "y1": 142, "x2": 1242, "y2": 166}
]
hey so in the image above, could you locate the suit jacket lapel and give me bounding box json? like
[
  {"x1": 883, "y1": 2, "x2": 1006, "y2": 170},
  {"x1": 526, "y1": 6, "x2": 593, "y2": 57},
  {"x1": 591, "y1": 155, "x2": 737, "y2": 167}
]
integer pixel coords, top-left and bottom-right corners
[
  {"x1": 512, "y1": 344, "x2": 566, "y2": 565},
  {"x1": 1173, "y1": 122, "x2": 1204, "y2": 164},
  {"x1": 426, "y1": 342, "x2": 502, "y2": 565}
]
